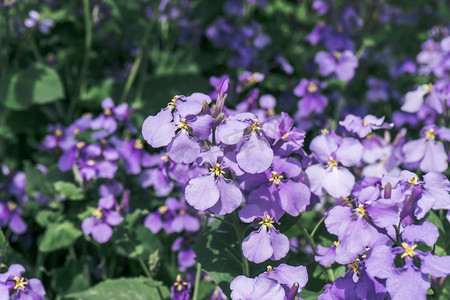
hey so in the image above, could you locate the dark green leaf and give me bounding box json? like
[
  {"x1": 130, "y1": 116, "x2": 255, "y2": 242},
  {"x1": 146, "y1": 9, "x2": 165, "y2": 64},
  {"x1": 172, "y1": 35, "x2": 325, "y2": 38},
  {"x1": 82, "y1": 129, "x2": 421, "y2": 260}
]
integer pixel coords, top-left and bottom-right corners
[
  {"x1": 192, "y1": 217, "x2": 242, "y2": 297},
  {"x1": 54, "y1": 181, "x2": 84, "y2": 200},
  {"x1": 64, "y1": 278, "x2": 170, "y2": 300},
  {"x1": 39, "y1": 221, "x2": 82, "y2": 253},
  {"x1": 2, "y1": 63, "x2": 64, "y2": 110}
]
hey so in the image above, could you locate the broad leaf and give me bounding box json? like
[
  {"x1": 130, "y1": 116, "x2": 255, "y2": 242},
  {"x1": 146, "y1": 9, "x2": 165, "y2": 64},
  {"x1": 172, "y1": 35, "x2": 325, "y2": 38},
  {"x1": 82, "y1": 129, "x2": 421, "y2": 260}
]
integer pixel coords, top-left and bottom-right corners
[
  {"x1": 64, "y1": 278, "x2": 170, "y2": 300},
  {"x1": 39, "y1": 221, "x2": 82, "y2": 253},
  {"x1": 2, "y1": 63, "x2": 64, "y2": 110}
]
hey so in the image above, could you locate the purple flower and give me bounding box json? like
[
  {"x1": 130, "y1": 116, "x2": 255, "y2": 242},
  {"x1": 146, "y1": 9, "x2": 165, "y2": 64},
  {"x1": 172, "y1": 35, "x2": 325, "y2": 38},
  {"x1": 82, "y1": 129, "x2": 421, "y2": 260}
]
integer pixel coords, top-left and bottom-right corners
[
  {"x1": 185, "y1": 146, "x2": 244, "y2": 215},
  {"x1": 0, "y1": 201, "x2": 27, "y2": 235},
  {"x1": 365, "y1": 222, "x2": 450, "y2": 300},
  {"x1": 339, "y1": 114, "x2": 393, "y2": 138},
  {"x1": 366, "y1": 77, "x2": 390, "y2": 102},
  {"x1": 230, "y1": 263, "x2": 308, "y2": 299},
  {"x1": 142, "y1": 93, "x2": 212, "y2": 163},
  {"x1": 171, "y1": 274, "x2": 190, "y2": 300},
  {"x1": 144, "y1": 197, "x2": 200, "y2": 233},
  {"x1": 24, "y1": 10, "x2": 54, "y2": 34},
  {"x1": 245, "y1": 156, "x2": 310, "y2": 216},
  {"x1": 81, "y1": 193, "x2": 123, "y2": 243},
  {"x1": 240, "y1": 213, "x2": 289, "y2": 263},
  {"x1": 216, "y1": 114, "x2": 274, "y2": 173},
  {"x1": 305, "y1": 131, "x2": 363, "y2": 198},
  {"x1": 293, "y1": 79, "x2": 328, "y2": 117},
  {"x1": 0, "y1": 264, "x2": 46, "y2": 300},
  {"x1": 230, "y1": 276, "x2": 285, "y2": 300},
  {"x1": 315, "y1": 50, "x2": 358, "y2": 81},
  {"x1": 402, "y1": 125, "x2": 448, "y2": 172}
]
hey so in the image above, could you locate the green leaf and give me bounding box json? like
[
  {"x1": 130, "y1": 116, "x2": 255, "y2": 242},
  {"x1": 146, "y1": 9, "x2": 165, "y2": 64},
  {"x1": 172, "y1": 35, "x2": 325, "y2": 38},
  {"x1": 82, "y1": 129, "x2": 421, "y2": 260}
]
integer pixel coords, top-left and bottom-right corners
[
  {"x1": 2, "y1": 63, "x2": 64, "y2": 110},
  {"x1": 0, "y1": 228, "x2": 8, "y2": 260},
  {"x1": 39, "y1": 221, "x2": 82, "y2": 253},
  {"x1": 54, "y1": 181, "x2": 84, "y2": 200},
  {"x1": 35, "y1": 210, "x2": 63, "y2": 227},
  {"x1": 192, "y1": 217, "x2": 242, "y2": 297},
  {"x1": 64, "y1": 278, "x2": 170, "y2": 300},
  {"x1": 299, "y1": 289, "x2": 322, "y2": 300}
]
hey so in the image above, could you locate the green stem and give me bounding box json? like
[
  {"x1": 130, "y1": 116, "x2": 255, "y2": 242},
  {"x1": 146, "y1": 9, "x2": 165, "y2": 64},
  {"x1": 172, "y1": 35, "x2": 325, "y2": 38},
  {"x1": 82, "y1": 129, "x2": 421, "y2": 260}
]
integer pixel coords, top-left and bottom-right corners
[
  {"x1": 310, "y1": 216, "x2": 325, "y2": 238},
  {"x1": 232, "y1": 213, "x2": 250, "y2": 276},
  {"x1": 78, "y1": 0, "x2": 92, "y2": 99},
  {"x1": 27, "y1": 31, "x2": 43, "y2": 62},
  {"x1": 297, "y1": 220, "x2": 317, "y2": 255},
  {"x1": 133, "y1": 46, "x2": 149, "y2": 107},
  {"x1": 69, "y1": 0, "x2": 92, "y2": 122},
  {"x1": 192, "y1": 262, "x2": 202, "y2": 300},
  {"x1": 297, "y1": 219, "x2": 334, "y2": 282},
  {"x1": 123, "y1": 17, "x2": 154, "y2": 104},
  {"x1": 138, "y1": 257, "x2": 152, "y2": 278}
]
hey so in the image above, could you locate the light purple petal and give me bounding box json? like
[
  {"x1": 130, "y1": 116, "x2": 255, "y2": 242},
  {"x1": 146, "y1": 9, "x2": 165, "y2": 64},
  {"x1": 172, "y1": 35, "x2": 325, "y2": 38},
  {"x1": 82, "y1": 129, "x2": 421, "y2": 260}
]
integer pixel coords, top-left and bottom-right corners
[
  {"x1": 236, "y1": 133, "x2": 274, "y2": 174},
  {"x1": 402, "y1": 222, "x2": 439, "y2": 246},
  {"x1": 365, "y1": 245, "x2": 396, "y2": 279},
  {"x1": 185, "y1": 174, "x2": 220, "y2": 211},
  {"x1": 92, "y1": 222, "x2": 113, "y2": 243},
  {"x1": 209, "y1": 177, "x2": 243, "y2": 215},
  {"x1": 142, "y1": 108, "x2": 176, "y2": 148},
  {"x1": 242, "y1": 228, "x2": 273, "y2": 263},
  {"x1": 420, "y1": 252, "x2": 450, "y2": 277},
  {"x1": 269, "y1": 229, "x2": 290, "y2": 261},
  {"x1": 167, "y1": 130, "x2": 201, "y2": 163},
  {"x1": 322, "y1": 167, "x2": 355, "y2": 198}
]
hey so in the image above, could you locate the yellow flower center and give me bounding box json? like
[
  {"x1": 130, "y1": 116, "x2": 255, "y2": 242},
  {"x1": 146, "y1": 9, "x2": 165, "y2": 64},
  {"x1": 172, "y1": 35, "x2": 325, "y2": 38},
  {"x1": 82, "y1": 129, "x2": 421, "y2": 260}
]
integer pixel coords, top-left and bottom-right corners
[
  {"x1": 327, "y1": 157, "x2": 338, "y2": 168},
  {"x1": 55, "y1": 129, "x2": 63, "y2": 137},
  {"x1": 282, "y1": 132, "x2": 289, "y2": 139},
  {"x1": 74, "y1": 128, "x2": 80, "y2": 135},
  {"x1": 401, "y1": 243, "x2": 417, "y2": 258},
  {"x1": 7, "y1": 201, "x2": 17, "y2": 211},
  {"x1": 251, "y1": 119, "x2": 261, "y2": 132},
  {"x1": 363, "y1": 120, "x2": 369, "y2": 126},
  {"x1": 333, "y1": 240, "x2": 340, "y2": 247},
  {"x1": 348, "y1": 259, "x2": 361, "y2": 275},
  {"x1": 87, "y1": 160, "x2": 95, "y2": 167},
  {"x1": 409, "y1": 176, "x2": 419, "y2": 186},
  {"x1": 333, "y1": 51, "x2": 342, "y2": 59},
  {"x1": 76, "y1": 141, "x2": 86, "y2": 149},
  {"x1": 265, "y1": 265, "x2": 276, "y2": 273},
  {"x1": 168, "y1": 96, "x2": 179, "y2": 109},
  {"x1": 177, "y1": 118, "x2": 189, "y2": 130},
  {"x1": 247, "y1": 73, "x2": 260, "y2": 84},
  {"x1": 161, "y1": 153, "x2": 169, "y2": 163},
  {"x1": 268, "y1": 171, "x2": 284, "y2": 185},
  {"x1": 210, "y1": 163, "x2": 225, "y2": 177},
  {"x1": 174, "y1": 274, "x2": 188, "y2": 292},
  {"x1": 13, "y1": 277, "x2": 28, "y2": 290},
  {"x1": 355, "y1": 204, "x2": 366, "y2": 216},
  {"x1": 307, "y1": 82, "x2": 318, "y2": 93},
  {"x1": 426, "y1": 83, "x2": 432, "y2": 93},
  {"x1": 424, "y1": 128, "x2": 435, "y2": 141},
  {"x1": 92, "y1": 208, "x2": 103, "y2": 218},
  {"x1": 259, "y1": 214, "x2": 275, "y2": 229},
  {"x1": 321, "y1": 128, "x2": 329, "y2": 135},
  {"x1": 134, "y1": 139, "x2": 144, "y2": 149},
  {"x1": 104, "y1": 108, "x2": 112, "y2": 115},
  {"x1": 158, "y1": 205, "x2": 168, "y2": 214},
  {"x1": 267, "y1": 108, "x2": 275, "y2": 116}
]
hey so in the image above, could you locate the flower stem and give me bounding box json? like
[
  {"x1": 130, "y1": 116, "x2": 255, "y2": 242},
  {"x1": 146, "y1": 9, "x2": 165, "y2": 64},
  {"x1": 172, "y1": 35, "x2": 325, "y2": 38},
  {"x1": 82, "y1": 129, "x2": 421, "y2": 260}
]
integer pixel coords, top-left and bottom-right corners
[
  {"x1": 138, "y1": 257, "x2": 152, "y2": 278},
  {"x1": 232, "y1": 212, "x2": 250, "y2": 276},
  {"x1": 78, "y1": 0, "x2": 92, "y2": 100},
  {"x1": 310, "y1": 216, "x2": 325, "y2": 238},
  {"x1": 123, "y1": 16, "x2": 155, "y2": 104},
  {"x1": 297, "y1": 219, "x2": 334, "y2": 282},
  {"x1": 192, "y1": 262, "x2": 202, "y2": 300}
]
